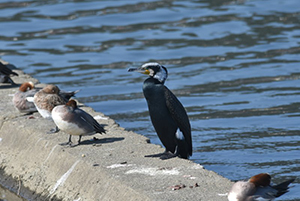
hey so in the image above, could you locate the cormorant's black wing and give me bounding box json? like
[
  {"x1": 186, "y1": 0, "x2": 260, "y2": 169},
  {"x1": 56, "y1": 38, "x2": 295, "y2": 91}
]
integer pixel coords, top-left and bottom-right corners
[{"x1": 164, "y1": 86, "x2": 192, "y2": 155}]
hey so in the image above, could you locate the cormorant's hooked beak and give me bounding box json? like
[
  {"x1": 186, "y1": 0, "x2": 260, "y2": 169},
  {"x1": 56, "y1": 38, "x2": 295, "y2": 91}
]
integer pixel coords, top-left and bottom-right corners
[{"x1": 128, "y1": 67, "x2": 150, "y2": 75}]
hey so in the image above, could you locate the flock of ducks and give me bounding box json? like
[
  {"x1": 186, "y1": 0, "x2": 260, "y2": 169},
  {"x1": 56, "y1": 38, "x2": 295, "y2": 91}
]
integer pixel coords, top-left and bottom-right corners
[
  {"x1": 1, "y1": 60, "x2": 296, "y2": 200},
  {"x1": 13, "y1": 82, "x2": 104, "y2": 146}
]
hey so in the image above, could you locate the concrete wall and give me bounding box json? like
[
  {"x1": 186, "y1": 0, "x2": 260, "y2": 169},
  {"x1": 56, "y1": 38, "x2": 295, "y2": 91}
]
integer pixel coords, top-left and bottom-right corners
[{"x1": 0, "y1": 70, "x2": 232, "y2": 201}]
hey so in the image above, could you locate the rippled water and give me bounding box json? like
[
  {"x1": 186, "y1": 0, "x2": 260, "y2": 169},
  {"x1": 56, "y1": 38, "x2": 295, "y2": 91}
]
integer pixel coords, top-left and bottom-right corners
[{"x1": 1, "y1": 0, "x2": 300, "y2": 200}]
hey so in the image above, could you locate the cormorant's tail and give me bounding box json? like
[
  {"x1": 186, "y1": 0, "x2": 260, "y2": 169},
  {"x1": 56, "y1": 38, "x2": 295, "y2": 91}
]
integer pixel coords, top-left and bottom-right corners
[{"x1": 175, "y1": 130, "x2": 192, "y2": 159}]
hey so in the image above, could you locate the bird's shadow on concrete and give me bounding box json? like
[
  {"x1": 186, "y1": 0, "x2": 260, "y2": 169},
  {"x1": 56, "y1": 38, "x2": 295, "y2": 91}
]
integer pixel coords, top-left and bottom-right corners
[
  {"x1": 145, "y1": 152, "x2": 177, "y2": 160},
  {"x1": 79, "y1": 137, "x2": 125, "y2": 145},
  {"x1": 144, "y1": 153, "x2": 165, "y2": 158},
  {"x1": 0, "y1": 84, "x2": 19, "y2": 89}
]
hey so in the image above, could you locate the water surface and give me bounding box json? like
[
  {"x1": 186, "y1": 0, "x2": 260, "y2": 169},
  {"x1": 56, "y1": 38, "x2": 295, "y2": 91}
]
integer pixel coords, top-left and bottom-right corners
[{"x1": 1, "y1": 0, "x2": 300, "y2": 200}]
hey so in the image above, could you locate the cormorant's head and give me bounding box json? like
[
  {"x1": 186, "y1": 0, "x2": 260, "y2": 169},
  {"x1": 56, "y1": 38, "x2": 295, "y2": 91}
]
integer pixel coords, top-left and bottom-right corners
[{"x1": 128, "y1": 62, "x2": 168, "y2": 83}]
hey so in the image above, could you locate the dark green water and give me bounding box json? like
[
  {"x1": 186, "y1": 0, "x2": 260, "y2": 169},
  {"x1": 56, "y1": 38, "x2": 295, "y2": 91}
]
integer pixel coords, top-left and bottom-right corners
[{"x1": 1, "y1": 0, "x2": 299, "y2": 200}]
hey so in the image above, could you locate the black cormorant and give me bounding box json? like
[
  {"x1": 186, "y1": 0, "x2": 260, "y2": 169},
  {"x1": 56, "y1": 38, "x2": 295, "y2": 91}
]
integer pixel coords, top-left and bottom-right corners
[{"x1": 128, "y1": 62, "x2": 192, "y2": 159}]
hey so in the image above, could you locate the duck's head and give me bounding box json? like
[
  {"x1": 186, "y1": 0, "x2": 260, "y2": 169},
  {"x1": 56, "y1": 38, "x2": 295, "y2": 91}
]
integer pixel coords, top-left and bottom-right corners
[
  {"x1": 19, "y1": 81, "x2": 35, "y2": 92},
  {"x1": 66, "y1": 99, "x2": 77, "y2": 109},
  {"x1": 43, "y1": 84, "x2": 60, "y2": 94},
  {"x1": 249, "y1": 173, "x2": 271, "y2": 187}
]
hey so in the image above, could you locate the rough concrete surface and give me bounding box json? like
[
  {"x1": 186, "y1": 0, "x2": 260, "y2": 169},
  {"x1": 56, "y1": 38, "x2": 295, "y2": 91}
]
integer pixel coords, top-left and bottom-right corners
[{"x1": 0, "y1": 70, "x2": 232, "y2": 201}]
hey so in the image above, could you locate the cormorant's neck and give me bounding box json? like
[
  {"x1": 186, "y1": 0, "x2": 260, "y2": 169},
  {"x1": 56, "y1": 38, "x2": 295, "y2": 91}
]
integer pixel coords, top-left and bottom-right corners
[
  {"x1": 144, "y1": 77, "x2": 165, "y2": 85},
  {"x1": 143, "y1": 77, "x2": 165, "y2": 100}
]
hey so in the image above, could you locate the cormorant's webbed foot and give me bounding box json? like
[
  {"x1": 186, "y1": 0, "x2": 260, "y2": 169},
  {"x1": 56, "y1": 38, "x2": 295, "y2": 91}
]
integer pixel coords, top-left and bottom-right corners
[
  {"x1": 159, "y1": 151, "x2": 177, "y2": 160},
  {"x1": 145, "y1": 150, "x2": 177, "y2": 160}
]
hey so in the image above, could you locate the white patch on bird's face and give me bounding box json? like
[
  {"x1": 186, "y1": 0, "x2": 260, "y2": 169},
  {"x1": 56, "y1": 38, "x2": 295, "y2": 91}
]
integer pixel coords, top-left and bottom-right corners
[
  {"x1": 175, "y1": 129, "x2": 185, "y2": 140},
  {"x1": 141, "y1": 62, "x2": 160, "y2": 69},
  {"x1": 148, "y1": 68, "x2": 155, "y2": 77},
  {"x1": 141, "y1": 62, "x2": 168, "y2": 83},
  {"x1": 153, "y1": 66, "x2": 167, "y2": 83}
]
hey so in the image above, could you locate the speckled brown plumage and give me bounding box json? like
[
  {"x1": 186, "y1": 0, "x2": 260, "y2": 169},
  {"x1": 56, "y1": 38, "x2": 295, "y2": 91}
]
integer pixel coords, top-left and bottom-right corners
[{"x1": 34, "y1": 85, "x2": 67, "y2": 118}]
